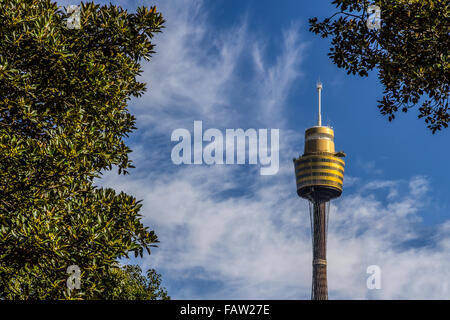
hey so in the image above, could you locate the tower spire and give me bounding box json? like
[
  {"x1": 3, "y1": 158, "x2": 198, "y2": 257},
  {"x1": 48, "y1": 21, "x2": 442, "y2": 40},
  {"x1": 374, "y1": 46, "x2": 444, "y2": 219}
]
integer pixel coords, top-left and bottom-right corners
[{"x1": 317, "y1": 81, "x2": 323, "y2": 126}]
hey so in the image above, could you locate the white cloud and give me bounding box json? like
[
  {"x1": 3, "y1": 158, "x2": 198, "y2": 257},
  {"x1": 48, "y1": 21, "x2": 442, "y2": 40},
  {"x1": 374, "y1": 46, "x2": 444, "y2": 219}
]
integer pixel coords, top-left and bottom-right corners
[
  {"x1": 131, "y1": 0, "x2": 247, "y2": 135},
  {"x1": 129, "y1": 0, "x2": 305, "y2": 135}
]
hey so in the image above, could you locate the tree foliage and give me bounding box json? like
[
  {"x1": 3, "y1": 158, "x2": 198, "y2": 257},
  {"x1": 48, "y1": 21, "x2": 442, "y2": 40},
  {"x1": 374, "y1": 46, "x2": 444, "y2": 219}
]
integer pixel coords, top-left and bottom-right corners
[
  {"x1": 309, "y1": 0, "x2": 449, "y2": 132},
  {"x1": 102, "y1": 264, "x2": 170, "y2": 300},
  {"x1": 0, "y1": 0, "x2": 165, "y2": 299}
]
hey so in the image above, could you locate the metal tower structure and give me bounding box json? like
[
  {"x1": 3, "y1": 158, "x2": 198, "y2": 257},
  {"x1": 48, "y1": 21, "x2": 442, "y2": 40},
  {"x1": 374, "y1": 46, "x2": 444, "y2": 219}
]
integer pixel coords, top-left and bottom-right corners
[{"x1": 293, "y1": 82, "x2": 346, "y2": 300}]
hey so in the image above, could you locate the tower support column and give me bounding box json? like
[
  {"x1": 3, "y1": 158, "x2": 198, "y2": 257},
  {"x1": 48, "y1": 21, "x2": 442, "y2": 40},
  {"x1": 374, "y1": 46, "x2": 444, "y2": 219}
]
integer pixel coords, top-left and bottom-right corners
[{"x1": 312, "y1": 201, "x2": 328, "y2": 300}]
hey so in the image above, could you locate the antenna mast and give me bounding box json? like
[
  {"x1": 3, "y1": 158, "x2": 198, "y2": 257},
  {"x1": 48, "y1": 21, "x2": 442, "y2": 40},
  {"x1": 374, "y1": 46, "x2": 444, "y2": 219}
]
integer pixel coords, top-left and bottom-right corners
[{"x1": 317, "y1": 82, "x2": 323, "y2": 126}]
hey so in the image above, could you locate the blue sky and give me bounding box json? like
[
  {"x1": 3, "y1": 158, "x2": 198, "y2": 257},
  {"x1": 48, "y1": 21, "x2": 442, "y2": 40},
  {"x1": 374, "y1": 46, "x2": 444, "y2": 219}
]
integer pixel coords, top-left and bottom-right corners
[{"x1": 58, "y1": 0, "x2": 450, "y2": 299}]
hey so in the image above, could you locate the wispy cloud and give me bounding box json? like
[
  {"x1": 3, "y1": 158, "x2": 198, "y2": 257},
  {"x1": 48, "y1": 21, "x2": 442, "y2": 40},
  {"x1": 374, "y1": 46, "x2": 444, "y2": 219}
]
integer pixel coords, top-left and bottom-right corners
[
  {"x1": 130, "y1": 0, "x2": 305, "y2": 135},
  {"x1": 131, "y1": 0, "x2": 246, "y2": 134}
]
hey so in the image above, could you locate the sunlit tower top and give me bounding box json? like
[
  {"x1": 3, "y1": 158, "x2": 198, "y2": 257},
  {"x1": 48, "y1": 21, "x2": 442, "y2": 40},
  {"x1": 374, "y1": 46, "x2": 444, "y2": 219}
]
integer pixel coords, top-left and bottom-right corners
[
  {"x1": 294, "y1": 82, "x2": 346, "y2": 202},
  {"x1": 293, "y1": 82, "x2": 346, "y2": 300}
]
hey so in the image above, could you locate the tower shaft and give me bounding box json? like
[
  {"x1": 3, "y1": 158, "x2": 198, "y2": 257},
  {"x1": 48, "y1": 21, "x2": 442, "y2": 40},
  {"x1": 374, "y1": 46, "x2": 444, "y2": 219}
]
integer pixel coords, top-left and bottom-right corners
[{"x1": 312, "y1": 201, "x2": 328, "y2": 300}]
